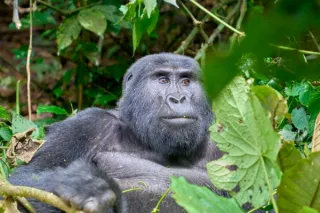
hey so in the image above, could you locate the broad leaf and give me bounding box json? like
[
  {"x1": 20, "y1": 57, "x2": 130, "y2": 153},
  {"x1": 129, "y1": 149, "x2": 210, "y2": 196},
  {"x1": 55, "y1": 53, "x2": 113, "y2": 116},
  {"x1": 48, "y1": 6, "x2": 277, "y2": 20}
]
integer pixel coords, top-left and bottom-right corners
[
  {"x1": 144, "y1": 0, "x2": 157, "y2": 18},
  {"x1": 253, "y1": 85, "x2": 288, "y2": 125},
  {"x1": 78, "y1": 9, "x2": 107, "y2": 37},
  {"x1": 277, "y1": 152, "x2": 320, "y2": 213},
  {"x1": 12, "y1": 114, "x2": 39, "y2": 138},
  {"x1": 278, "y1": 142, "x2": 302, "y2": 172},
  {"x1": 36, "y1": 105, "x2": 69, "y2": 116},
  {"x1": 57, "y1": 16, "x2": 81, "y2": 52},
  {"x1": 298, "y1": 207, "x2": 319, "y2": 213},
  {"x1": 207, "y1": 76, "x2": 282, "y2": 207},
  {"x1": 170, "y1": 177, "x2": 244, "y2": 213},
  {"x1": 291, "y1": 107, "x2": 309, "y2": 130}
]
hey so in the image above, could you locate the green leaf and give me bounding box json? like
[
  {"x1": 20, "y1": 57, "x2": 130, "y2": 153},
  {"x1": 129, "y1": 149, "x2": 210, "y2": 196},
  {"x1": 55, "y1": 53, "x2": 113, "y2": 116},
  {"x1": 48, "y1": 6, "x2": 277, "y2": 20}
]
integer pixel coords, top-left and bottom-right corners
[
  {"x1": 91, "y1": 5, "x2": 119, "y2": 23},
  {"x1": 133, "y1": 8, "x2": 159, "y2": 53},
  {"x1": 278, "y1": 142, "x2": 302, "y2": 172},
  {"x1": 170, "y1": 177, "x2": 245, "y2": 213},
  {"x1": 163, "y1": 0, "x2": 179, "y2": 8},
  {"x1": 0, "y1": 127, "x2": 12, "y2": 141},
  {"x1": 207, "y1": 76, "x2": 282, "y2": 207},
  {"x1": 12, "y1": 114, "x2": 39, "y2": 138},
  {"x1": 277, "y1": 152, "x2": 320, "y2": 213},
  {"x1": 78, "y1": 9, "x2": 107, "y2": 37},
  {"x1": 253, "y1": 85, "x2": 288, "y2": 124},
  {"x1": 36, "y1": 105, "x2": 69, "y2": 116},
  {"x1": 291, "y1": 107, "x2": 308, "y2": 130},
  {"x1": 144, "y1": 0, "x2": 157, "y2": 18},
  {"x1": 0, "y1": 106, "x2": 10, "y2": 121},
  {"x1": 57, "y1": 16, "x2": 81, "y2": 52},
  {"x1": 298, "y1": 207, "x2": 319, "y2": 213}
]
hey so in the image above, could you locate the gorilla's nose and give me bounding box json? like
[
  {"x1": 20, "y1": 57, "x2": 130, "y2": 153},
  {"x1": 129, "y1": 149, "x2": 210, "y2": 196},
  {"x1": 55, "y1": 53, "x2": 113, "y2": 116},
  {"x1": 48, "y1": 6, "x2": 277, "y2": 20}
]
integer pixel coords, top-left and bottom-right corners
[{"x1": 167, "y1": 94, "x2": 186, "y2": 104}]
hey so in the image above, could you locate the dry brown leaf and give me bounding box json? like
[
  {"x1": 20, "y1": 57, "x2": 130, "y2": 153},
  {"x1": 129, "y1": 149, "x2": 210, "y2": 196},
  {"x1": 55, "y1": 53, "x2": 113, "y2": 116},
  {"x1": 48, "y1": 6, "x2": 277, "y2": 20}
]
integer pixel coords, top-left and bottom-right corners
[
  {"x1": 6, "y1": 128, "x2": 44, "y2": 167},
  {"x1": 312, "y1": 113, "x2": 320, "y2": 152}
]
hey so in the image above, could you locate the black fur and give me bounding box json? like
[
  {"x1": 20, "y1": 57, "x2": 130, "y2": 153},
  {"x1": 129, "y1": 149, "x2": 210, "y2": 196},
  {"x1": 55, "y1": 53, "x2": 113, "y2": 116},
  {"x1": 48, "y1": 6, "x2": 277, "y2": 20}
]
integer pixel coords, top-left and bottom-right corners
[{"x1": 8, "y1": 53, "x2": 263, "y2": 213}]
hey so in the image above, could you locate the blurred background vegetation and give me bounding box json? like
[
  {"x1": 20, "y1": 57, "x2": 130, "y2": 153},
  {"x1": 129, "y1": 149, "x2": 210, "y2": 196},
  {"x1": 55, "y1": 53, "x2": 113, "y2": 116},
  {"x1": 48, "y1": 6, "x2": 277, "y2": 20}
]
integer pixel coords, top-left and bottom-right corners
[{"x1": 0, "y1": 0, "x2": 320, "y2": 176}]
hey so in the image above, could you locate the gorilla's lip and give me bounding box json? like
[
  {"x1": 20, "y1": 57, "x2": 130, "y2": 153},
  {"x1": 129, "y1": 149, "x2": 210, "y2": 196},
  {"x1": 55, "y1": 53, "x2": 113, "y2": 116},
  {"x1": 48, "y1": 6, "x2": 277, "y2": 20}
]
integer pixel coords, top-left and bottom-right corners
[{"x1": 161, "y1": 116, "x2": 197, "y2": 125}]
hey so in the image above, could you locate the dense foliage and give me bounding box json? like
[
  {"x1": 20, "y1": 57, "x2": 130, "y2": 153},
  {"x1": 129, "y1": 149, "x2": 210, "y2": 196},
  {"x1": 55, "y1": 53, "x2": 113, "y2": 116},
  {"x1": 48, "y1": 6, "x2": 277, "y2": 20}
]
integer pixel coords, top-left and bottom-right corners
[{"x1": 1, "y1": 0, "x2": 320, "y2": 212}]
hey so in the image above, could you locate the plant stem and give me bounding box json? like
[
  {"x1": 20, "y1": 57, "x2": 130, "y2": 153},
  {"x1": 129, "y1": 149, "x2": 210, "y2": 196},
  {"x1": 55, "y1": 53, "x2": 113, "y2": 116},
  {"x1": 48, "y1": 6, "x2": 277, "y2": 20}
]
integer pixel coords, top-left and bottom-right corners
[
  {"x1": 15, "y1": 80, "x2": 20, "y2": 115},
  {"x1": 269, "y1": 43, "x2": 320, "y2": 55},
  {"x1": 189, "y1": 0, "x2": 245, "y2": 37},
  {"x1": 37, "y1": 0, "x2": 69, "y2": 15},
  {"x1": 26, "y1": 0, "x2": 33, "y2": 121},
  {"x1": 151, "y1": 188, "x2": 171, "y2": 213},
  {"x1": 195, "y1": 2, "x2": 240, "y2": 60},
  {"x1": 260, "y1": 156, "x2": 279, "y2": 213}
]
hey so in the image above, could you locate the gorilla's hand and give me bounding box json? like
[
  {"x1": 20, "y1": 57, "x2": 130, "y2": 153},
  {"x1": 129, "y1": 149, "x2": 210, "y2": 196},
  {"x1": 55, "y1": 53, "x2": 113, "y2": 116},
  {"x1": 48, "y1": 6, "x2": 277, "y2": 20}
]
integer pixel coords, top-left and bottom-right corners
[{"x1": 53, "y1": 160, "x2": 120, "y2": 213}]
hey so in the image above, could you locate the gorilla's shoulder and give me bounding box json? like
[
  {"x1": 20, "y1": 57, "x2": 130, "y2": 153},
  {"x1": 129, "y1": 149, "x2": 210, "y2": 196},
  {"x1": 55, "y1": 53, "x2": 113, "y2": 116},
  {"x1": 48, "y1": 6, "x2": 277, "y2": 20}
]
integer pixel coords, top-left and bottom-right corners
[{"x1": 45, "y1": 107, "x2": 120, "y2": 136}]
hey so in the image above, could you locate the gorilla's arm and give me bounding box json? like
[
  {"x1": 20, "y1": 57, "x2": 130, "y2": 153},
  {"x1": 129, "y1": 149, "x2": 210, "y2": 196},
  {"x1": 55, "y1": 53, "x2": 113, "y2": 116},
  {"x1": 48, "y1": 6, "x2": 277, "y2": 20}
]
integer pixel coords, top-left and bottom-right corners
[
  {"x1": 8, "y1": 108, "x2": 125, "y2": 213},
  {"x1": 24, "y1": 107, "x2": 120, "y2": 170},
  {"x1": 9, "y1": 160, "x2": 125, "y2": 213}
]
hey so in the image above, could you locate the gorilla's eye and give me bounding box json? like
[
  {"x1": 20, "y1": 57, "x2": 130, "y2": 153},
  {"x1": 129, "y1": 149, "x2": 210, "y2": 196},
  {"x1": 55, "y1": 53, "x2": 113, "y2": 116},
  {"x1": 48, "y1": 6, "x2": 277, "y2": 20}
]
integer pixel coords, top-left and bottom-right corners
[
  {"x1": 181, "y1": 79, "x2": 190, "y2": 86},
  {"x1": 159, "y1": 77, "x2": 169, "y2": 84}
]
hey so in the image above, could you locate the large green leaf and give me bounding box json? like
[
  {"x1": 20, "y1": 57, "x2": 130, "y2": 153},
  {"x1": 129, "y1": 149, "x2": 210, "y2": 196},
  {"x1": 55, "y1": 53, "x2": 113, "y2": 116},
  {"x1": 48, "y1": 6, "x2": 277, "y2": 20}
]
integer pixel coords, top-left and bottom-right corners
[
  {"x1": 57, "y1": 16, "x2": 81, "y2": 52},
  {"x1": 277, "y1": 152, "x2": 320, "y2": 213},
  {"x1": 78, "y1": 9, "x2": 107, "y2": 37},
  {"x1": 207, "y1": 76, "x2": 282, "y2": 207},
  {"x1": 170, "y1": 177, "x2": 244, "y2": 213}
]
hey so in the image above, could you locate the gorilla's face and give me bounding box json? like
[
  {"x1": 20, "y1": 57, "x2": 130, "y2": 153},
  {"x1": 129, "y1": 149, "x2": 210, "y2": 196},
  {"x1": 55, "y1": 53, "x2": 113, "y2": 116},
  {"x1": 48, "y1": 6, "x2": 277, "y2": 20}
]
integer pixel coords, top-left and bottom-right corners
[{"x1": 119, "y1": 54, "x2": 213, "y2": 156}]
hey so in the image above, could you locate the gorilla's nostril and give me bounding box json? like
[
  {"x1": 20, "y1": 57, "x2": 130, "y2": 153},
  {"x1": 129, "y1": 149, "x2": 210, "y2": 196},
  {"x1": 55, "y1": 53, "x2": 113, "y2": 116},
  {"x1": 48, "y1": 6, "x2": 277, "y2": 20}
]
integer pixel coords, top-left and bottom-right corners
[{"x1": 169, "y1": 97, "x2": 179, "y2": 104}]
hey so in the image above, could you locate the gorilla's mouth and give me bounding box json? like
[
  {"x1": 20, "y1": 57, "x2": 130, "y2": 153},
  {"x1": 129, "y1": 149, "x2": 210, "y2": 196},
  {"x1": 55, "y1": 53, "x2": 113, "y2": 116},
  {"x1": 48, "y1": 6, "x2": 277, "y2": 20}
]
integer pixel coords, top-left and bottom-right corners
[{"x1": 161, "y1": 116, "x2": 197, "y2": 125}]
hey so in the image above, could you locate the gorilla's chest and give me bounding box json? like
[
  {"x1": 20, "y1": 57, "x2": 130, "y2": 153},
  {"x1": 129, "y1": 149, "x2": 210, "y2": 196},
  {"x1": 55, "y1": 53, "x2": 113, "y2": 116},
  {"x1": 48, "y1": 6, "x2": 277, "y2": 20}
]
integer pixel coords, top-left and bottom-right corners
[{"x1": 94, "y1": 151, "x2": 212, "y2": 213}]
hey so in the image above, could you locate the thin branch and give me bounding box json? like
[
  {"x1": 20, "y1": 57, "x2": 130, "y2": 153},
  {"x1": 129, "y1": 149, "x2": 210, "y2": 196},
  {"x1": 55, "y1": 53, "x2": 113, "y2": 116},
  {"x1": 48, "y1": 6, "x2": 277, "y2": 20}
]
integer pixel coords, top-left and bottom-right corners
[
  {"x1": 309, "y1": 30, "x2": 320, "y2": 52},
  {"x1": 0, "y1": 180, "x2": 84, "y2": 213},
  {"x1": 189, "y1": 0, "x2": 245, "y2": 37},
  {"x1": 37, "y1": 0, "x2": 69, "y2": 15},
  {"x1": 26, "y1": 0, "x2": 33, "y2": 121},
  {"x1": 230, "y1": 0, "x2": 247, "y2": 47},
  {"x1": 195, "y1": 2, "x2": 241, "y2": 60},
  {"x1": 179, "y1": 0, "x2": 209, "y2": 43},
  {"x1": 174, "y1": 13, "x2": 209, "y2": 54},
  {"x1": 269, "y1": 43, "x2": 320, "y2": 55}
]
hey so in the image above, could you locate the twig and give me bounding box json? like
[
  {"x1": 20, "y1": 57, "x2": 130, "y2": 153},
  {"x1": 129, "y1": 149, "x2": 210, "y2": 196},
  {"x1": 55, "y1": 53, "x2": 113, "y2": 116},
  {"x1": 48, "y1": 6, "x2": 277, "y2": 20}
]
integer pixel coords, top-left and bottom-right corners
[
  {"x1": 0, "y1": 180, "x2": 84, "y2": 213},
  {"x1": 189, "y1": 0, "x2": 245, "y2": 37},
  {"x1": 37, "y1": 0, "x2": 69, "y2": 15},
  {"x1": 26, "y1": 0, "x2": 33, "y2": 121},
  {"x1": 179, "y1": 0, "x2": 209, "y2": 43},
  {"x1": 37, "y1": 0, "x2": 102, "y2": 16},
  {"x1": 230, "y1": 0, "x2": 247, "y2": 47},
  {"x1": 309, "y1": 30, "x2": 320, "y2": 52},
  {"x1": 269, "y1": 43, "x2": 320, "y2": 55},
  {"x1": 174, "y1": 14, "x2": 209, "y2": 54},
  {"x1": 12, "y1": 0, "x2": 21, "y2": 29},
  {"x1": 195, "y1": 1, "x2": 241, "y2": 60}
]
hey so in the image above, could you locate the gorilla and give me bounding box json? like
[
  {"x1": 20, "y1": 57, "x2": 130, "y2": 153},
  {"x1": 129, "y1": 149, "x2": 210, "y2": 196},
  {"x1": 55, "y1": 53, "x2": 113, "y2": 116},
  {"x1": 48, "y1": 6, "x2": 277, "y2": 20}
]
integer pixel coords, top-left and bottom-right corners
[{"x1": 8, "y1": 53, "x2": 248, "y2": 213}]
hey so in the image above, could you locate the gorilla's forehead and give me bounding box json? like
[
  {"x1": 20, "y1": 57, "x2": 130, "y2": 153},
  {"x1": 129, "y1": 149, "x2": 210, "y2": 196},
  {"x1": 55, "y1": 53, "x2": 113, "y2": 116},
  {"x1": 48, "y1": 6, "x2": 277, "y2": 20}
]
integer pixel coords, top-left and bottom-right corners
[{"x1": 129, "y1": 53, "x2": 200, "y2": 75}]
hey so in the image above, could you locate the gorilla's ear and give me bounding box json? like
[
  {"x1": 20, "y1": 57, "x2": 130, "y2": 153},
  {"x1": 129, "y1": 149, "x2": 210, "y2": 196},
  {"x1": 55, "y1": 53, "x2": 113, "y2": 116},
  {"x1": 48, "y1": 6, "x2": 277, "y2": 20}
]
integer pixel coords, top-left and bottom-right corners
[{"x1": 127, "y1": 74, "x2": 133, "y2": 82}]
